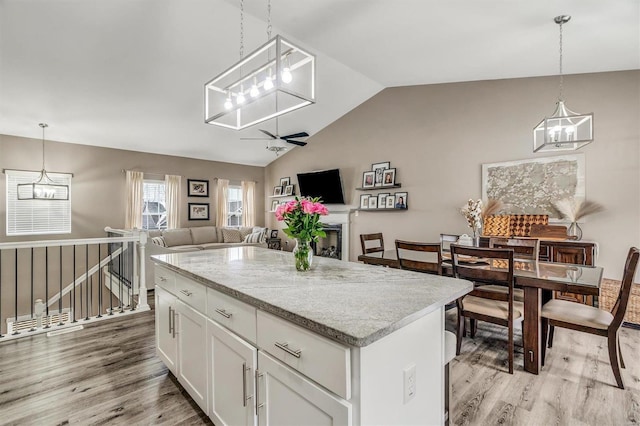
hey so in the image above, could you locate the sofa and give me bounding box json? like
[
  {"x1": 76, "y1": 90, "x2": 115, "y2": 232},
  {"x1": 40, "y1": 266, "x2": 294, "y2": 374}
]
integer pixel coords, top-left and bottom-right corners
[{"x1": 145, "y1": 225, "x2": 268, "y2": 289}]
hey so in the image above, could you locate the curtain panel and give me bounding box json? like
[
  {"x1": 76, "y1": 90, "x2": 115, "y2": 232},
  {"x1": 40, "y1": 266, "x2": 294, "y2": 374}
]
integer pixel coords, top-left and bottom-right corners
[
  {"x1": 216, "y1": 179, "x2": 229, "y2": 227},
  {"x1": 125, "y1": 170, "x2": 144, "y2": 229},
  {"x1": 165, "y1": 174, "x2": 181, "y2": 229},
  {"x1": 241, "y1": 180, "x2": 256, "y2": 227}
]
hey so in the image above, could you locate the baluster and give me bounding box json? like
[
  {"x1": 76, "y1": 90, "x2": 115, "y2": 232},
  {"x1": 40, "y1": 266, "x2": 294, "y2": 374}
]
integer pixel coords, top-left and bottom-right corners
[
  {"x1": 119, "y1": 241, "x2": 124, "y2": 313},
  {"x1": 129, "y1": 241, "x2": 133, "y2": 310},
  {"x1": 72, "y1": 245, "x2": 77, "y2": 323},
  {"x1": 13, "y1": 248, "x2": 19, "y2": 335},
  {"x1": 85, "y1": 244, "x2": 89, "y2": 320},
  {"x1": 109, "y1": 248, "x2": 114, "y2": 315},
  {"x1": 30, "y1": 247, "x2": 35, "y2": 331},
  {"x1": 58, "y1": 246, "x2": 64, "y2": 326},
  {"x1": 97, "y1": 244, "x2": 103, "y2": 318},
  {"x1": 44, "y1": 247, "x2": 50, "y2": 329}
]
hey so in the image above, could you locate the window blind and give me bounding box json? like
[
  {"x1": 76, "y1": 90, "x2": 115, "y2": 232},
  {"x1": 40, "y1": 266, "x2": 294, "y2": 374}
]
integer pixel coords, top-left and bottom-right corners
[{"x1": 5, "y1": 170, "x2": 72, "y2": 236}]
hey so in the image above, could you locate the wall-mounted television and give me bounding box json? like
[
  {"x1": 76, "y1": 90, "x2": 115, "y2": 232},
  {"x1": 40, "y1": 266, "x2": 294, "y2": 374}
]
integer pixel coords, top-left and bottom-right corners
[{"x1": 297, "y1": 169, "x2": 345, "y2": 204}]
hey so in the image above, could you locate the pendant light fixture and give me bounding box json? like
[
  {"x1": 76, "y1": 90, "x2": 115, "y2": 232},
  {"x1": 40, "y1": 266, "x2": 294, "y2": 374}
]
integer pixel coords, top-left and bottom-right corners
[
  {"x1": 17, "y1": 123, "x2": 69, "y2": 200},
  {"x1": 533, "y1": 15, "x2": 594, "y2": 152},
  {"x1": 204, "y1": 0, "x2": 315, "y2": 130}
]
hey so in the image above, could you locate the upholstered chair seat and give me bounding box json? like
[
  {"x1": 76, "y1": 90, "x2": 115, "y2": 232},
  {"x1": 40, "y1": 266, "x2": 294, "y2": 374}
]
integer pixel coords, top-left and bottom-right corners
[
  {"x1": 462, "y1": 296, "x2": 524, "y2": 321},
  {"x1": 542, "y1": 299, "x2": 613, "y2": 330}
]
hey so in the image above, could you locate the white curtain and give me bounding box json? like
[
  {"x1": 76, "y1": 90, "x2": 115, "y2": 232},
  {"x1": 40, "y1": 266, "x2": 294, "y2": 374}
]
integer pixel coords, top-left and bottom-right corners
[
  {"x1": 241, "y1": 180, "x2": 256, "y2": 227},
  {"x1": 125, "y1": 170, "x2": 144, "y2": 229},
  {"x1": 165, "y1": 174, "x2": 181, "y2": 229},
  {"x1": 216, "y1": 178, "x2": 229, "y2": 227}
]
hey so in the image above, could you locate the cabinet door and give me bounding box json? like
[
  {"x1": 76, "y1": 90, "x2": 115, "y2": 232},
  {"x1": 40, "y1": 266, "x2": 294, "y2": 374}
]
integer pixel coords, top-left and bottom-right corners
[
  {"x1": 155, "y1": 286, "x2": 177, "y2": 375},
  {"x1": 552, "y1": 246, "x2": 587, "y2": 265},
  {"x1": 176, "y1": 300, "x2": 208, "y2": 413},
  {"x1": 257, "y1": 352, "x2": 351, "y2": 426},
  {"x1": 208, "y1": 319, "x2": 257, "y2": 426}
]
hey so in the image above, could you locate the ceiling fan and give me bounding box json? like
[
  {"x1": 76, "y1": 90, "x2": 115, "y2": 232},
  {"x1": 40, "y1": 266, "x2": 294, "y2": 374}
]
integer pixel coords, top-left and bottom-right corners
[{"x1": 240, "y1": 119, "x2": 309, "y2": 148}]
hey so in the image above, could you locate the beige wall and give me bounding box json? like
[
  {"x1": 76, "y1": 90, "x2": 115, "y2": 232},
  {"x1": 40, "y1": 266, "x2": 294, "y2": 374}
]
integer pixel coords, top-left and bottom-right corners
[
  {"x1": 0, "y1": 135, "x2": 266, "y2": 242},
  {"x1": 265, "y1": 70, "x2": 640, "y2": 281}
]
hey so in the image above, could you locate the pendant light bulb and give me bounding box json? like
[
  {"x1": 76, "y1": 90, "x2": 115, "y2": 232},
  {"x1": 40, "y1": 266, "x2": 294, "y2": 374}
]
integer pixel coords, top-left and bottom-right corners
[
  {"x1": 236, "y1": 86, "x2": 246, "y2": 104},
  {"x1": 250, "y1": 77, "x2": 260, "y2": 98},
  {"x1": 224, "y1": 91, "x2": 233, "y2": 110},
  {"x1": 263, "y1": 69, "x2": 274, "y2": 90},
  {"x1": 281, "y1": 67, "x2": 292, "y2": 84}
]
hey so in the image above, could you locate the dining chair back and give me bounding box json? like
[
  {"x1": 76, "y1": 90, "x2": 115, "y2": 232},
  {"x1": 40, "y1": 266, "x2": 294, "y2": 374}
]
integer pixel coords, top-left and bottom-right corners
[
  {"x1": 489, "y1": 237, "x2": 540, "y2": 261},
  {"x1": 541, "y1": 247, "x2": 639, "y2": 388},
  {"x1": 360, "y1": 233, "x2": 385, "y2": 255},
  {"x1": 395, "y1": 240, "x2": 442, "y2": 275},
  {"x1": 451, "y1": 244, "x2": 522, "y2": 373}
]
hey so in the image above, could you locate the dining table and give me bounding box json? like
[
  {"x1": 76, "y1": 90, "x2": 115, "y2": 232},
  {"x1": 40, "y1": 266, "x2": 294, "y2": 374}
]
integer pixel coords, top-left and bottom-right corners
[{"x1": 357, "y1": 249, "x2": 604, "y2": 374}]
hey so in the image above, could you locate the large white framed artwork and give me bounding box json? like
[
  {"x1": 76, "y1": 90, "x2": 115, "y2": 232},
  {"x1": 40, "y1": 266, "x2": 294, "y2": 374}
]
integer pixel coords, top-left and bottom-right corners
[{"x1": 481, "y1": 154, "x2": 585, "y2": 220}]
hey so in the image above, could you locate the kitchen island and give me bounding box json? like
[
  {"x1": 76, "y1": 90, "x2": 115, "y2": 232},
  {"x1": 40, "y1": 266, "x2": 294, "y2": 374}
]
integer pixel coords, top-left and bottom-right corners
[{"x1": 151, "y1": 247, "x2": 472, "y2": 425}]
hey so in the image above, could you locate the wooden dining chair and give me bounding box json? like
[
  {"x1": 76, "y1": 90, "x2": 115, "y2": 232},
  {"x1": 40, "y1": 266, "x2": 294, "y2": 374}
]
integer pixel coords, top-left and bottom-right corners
[
  {"x1": 451, "y1": 245, "x2": 523, "y2": 374},
  {"x1": 489, "y1": 237, "x2": 540, "y2": 260},
  {"x1": 541, "y1": 247, "x2": 639, "y2": 389},
  {"x1": 395, "y1": 240, "x2": 442, "y2": 275},
  {"x1": 360, "y1": 233, "x2": 384, "y2": 255}
]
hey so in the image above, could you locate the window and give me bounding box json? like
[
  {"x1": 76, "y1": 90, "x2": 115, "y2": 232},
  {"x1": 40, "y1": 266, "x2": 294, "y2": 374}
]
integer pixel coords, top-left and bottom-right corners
[
  {"x1": 227, "y1": 185, "x2": 243, "y2": 226},
  {"x1": 142, "y1": 180, "x2": 167, "y2": 230},
  {"x1": 5, "y1": 170, "x2": 72, "y2": 236}
]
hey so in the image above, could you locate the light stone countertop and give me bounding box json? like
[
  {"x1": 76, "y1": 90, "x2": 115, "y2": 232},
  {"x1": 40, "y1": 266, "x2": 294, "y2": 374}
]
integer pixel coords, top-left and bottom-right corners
[{"x1": 151, "y1": 246, "x2": 473, "y2": 347}]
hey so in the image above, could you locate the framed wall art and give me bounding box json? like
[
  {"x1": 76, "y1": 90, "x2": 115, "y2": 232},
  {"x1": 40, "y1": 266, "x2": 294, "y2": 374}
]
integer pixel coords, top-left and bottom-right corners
[
  {"x1": 372, "y1": 161, "x2": 390, "y2": 187},
  {"x1": 188, "y1": 203, "x2": 210, "y2": 220},
  {"x1": 362, "y1": 171, "x2": 375, "y2": 189},
  {"x1": 481, "y1": 154, "x2": 585, "y2": 220},
  {"x1": 382, "y1": 168, "x2": 396, "y2": 187},
  {"x1": 188, "y1": 179, "x2": 209, "y2": 197}
]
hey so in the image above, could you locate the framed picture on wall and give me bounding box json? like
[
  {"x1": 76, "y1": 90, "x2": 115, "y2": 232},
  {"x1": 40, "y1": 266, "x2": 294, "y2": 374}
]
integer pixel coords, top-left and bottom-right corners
[
  {"x1": 381, "y1": 168, "x2": 396, "y2": 187},
  {"x1": 188, "y1": 203, "x2": 210, "y2": 220},
  {"x1": 271, "y1": 200, "x2": 280, "y2": 212},
  {"x1": 284, "y1": 184, "x2": 294, "y2": 196},
  {"x1": 280, "y1": 177, "x2": 291, "y2": 186},
  {"x1": 372, "y1": 161, "x2": 390, "y2": 187},
  {"x1": 188, "y1": 179, "x2": 209, "y2": 197},
  {"x1": 385, "y1": 196, "x2": 395, "y2": 209},
  {"x1": 377, "y1": 193, "x2": 389, "y2": 209},
  {"x1": 394, "y1": 192, "x2": 408, "y2": 209},
  {"x1": 273, "y1": 186, "x2": 283, "y2": 196},
  {"x1": 360, "y1": 194, "x2": 370, "y2": 209},
  {"x1": 362, "y1": 171, "x2": 375, "y2": 188},
  {"x1": 368, "y1": 196, "x2": 378, "y2": 209}
]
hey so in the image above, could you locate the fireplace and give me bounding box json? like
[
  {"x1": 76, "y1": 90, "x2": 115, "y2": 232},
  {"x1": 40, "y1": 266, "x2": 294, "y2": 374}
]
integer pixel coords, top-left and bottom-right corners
[{"x1": 312, "y1": 223, "x2": 343, "y2": 260}]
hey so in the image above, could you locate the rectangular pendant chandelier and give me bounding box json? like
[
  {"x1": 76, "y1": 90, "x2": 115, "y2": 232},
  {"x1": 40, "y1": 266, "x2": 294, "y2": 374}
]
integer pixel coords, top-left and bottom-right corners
[
  {"x1": 205, "y1": 35, "x2": 315, "y2": 130},
  {"x1": 17, "y1": 171, "x2": 70, "y2": 200},
  {"x1": 533, "y1": 100, "x2": 594, "y2": 152}
]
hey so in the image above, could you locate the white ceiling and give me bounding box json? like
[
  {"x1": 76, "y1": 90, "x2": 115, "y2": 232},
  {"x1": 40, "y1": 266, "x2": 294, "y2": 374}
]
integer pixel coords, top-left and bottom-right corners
[{"x1": 1, "y1": 0, "x2": 638, "y2": 167}]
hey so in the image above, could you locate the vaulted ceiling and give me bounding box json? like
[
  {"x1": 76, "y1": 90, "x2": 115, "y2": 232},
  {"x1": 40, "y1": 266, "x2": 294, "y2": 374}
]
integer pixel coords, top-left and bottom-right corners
[{"x1": 1, "y1": 0, "x2": 638, "y2": 166}]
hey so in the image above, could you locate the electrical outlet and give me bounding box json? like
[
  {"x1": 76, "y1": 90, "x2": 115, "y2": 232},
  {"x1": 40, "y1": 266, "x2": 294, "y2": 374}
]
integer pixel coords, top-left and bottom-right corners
[{"x1": 403, "y1": 363, "x2": 416, "y2": 404}]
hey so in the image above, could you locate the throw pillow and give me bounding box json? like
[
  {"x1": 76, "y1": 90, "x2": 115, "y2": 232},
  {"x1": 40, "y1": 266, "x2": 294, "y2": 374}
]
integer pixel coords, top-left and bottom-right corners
[
  {"x1": 222, "y1": 228, "x2": 243, "y2": 243},
  {"x1": 244, "y1": 231, "x2": 265, "y2": 243},
  {"x1": 482, "y1": 215, "x2": 510, "y2": 237},
  {"x1": 151, "y1": 236, "x2": 166, "y2": 247},
  {"x1": 162, "y1": 228, "x2": 193, "y2": 247},
  {"x1": 239, "y1": 227, "x2": 253, "y2": 241},
  {"x1": 509, "y1": 214, "x2": 549, "y2": 237},
  {"x1": 191, "y1": 226, "x2": 218, "y2": 245}
]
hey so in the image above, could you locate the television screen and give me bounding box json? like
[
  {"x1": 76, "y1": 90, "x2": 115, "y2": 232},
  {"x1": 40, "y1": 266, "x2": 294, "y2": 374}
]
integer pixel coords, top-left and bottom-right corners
[{"x1": 297, "y1": 169, "x2": 345, "y2": 204}]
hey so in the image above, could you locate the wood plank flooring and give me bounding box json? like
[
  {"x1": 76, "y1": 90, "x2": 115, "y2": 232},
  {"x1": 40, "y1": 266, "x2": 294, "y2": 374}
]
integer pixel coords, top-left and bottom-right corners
[{"x1": 1, "y1": 299, "x2": 639, "y2": 425}]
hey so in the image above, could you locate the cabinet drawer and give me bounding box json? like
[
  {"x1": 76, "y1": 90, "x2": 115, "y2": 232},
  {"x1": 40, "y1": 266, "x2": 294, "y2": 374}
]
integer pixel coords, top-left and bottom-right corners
[
  {"x1": 154, "y1": 265, "x2": 176, "y2": 292},
  {"x1": 207, "y1": 287, "x2": 257, "y2": 344},
  {"x1": 257, "y1": 311, "x2": 351, "y2": 400},
  {"x1": 175, "y1": 275, "x2": 206, "y2": 313}
]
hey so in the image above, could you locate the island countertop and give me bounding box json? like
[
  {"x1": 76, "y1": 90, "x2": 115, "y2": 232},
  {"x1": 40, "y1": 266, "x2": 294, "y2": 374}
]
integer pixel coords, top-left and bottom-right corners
[{"x1": 151, "y1": 247, "x2": 473, "y2": 347}]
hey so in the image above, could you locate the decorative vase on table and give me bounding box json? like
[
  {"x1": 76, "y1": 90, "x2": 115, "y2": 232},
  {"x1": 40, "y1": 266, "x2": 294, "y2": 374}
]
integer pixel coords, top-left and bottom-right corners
[
  {"x1": 568, "y1": 222, "x2": 583, "y2": 241},
  {"x1": 293, "y1": 238, "x2": 314, "y2": 271}
]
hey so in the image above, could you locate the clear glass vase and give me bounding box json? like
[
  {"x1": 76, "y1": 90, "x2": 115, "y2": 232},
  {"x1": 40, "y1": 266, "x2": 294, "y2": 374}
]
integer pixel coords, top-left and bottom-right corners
[
  {"x1": 568, "y1": 222, "x2": 583, "y2": 241},
  {"x1": 293, "y1": 238, "x2": 314, "y2": 271}
]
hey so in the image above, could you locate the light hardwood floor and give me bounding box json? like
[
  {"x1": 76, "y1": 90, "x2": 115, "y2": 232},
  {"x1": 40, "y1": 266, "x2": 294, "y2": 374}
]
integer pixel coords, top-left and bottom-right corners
[{"x1": 1, "y1": 302, "x2": 639, "y2": 425}]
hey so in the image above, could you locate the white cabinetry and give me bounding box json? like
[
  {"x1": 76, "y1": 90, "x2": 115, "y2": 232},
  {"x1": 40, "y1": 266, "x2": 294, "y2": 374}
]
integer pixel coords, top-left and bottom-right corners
[
  {"x1": 175, "y1": 300, "x2": 208, "y2": 413},
  {"x1": 155, "y1": 287, "x2": 177, "y2": 375},
  {"x1": 208, "y1": 318, "x2": 257, "y2": 426},
  {"x1": 257, "y1": 351, "x2": 351, "y2": 426}
]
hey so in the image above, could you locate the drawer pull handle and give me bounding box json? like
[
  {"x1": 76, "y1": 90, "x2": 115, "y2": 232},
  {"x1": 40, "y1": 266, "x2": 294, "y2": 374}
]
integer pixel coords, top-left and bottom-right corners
[
  {"x1": 256, "y1": 370, "x2": 264, "y2": 411},
  {"x1": 160, "y1": 276, "x2": 167, "y2": 282},
  {"x1": 215, "y1": 308, "x2": 232, "y2": 319},
  {"x1": 275, "y1": 342, "x2": 301, "y2": 358},
  {"x1": 180, "y1": 289, "x2": 193, "y2": 297},
  {"x1": 242, "y1": 363, "x2": 252, "y2": 407},
  {"x1": 168, "y1": 306, "x2": 174, "y2": 336}
]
